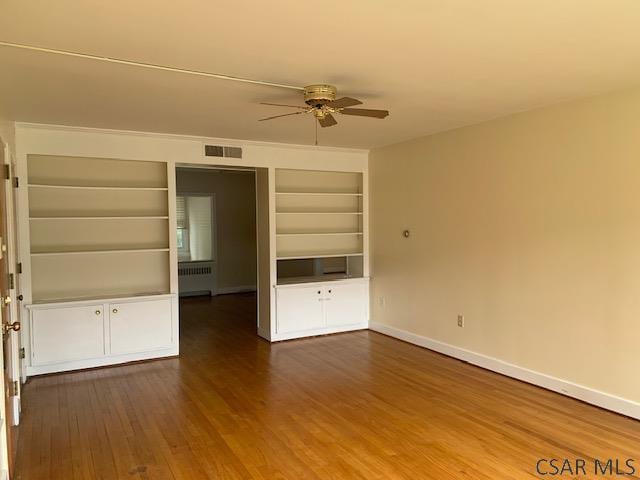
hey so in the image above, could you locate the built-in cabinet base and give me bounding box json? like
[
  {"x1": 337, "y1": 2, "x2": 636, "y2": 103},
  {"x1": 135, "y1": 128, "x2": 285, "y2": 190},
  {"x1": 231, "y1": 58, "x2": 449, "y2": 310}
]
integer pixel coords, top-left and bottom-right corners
[
  {"x1": 26, "y1": 293, "x2": 178, "y2": 375},
  {"x1": 273, "y1": 277, "x2": 369, "y2": 341}
]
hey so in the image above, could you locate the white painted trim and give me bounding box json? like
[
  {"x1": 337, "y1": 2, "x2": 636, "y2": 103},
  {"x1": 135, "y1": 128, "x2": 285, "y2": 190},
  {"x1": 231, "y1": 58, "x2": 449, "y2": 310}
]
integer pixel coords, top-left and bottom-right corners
[
  {"x1": 267, "y1": 167, "x2": 278, "y2": 340},
  {"x1": 26, "y1": 345, "x2": 179, "y2": 376},
  {"x1": 2, "y1": 140, "x2": 23, "y2": 426},
  {"x1": 15, "y1": 122, "x2": 368, "y2": 155},
  {"x1": 369, "y1": 322, "x2": 640, "y2": 420},
  {"x1": 272, "y1": 323, "x2": 368, "y2": 342},
  {"x1": 25, "y1": 292, "x2": 177, "y2": 309},
  {"x1": 216, "y1": 285, "x2": 257, "y2": 295},
  {"x1": 167, "y1": 164, "x2": 179, "y2": 295},
  {"x1": 275, "y1": 276, "x2": 369, "y2": 290}
]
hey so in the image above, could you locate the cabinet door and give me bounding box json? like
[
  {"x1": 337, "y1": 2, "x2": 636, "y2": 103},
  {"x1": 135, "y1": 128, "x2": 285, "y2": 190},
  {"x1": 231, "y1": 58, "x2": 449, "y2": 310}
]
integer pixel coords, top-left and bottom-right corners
[
  {"x1": 31, "y1": 304, "x2": 105, "y2": 365},
  {"x1": 109, "y1": 298, "x2": 173, "y2": 355},
  {"x1": 324, "y1": 282, "x2": 368, "y2": 327},
  {"x1": 276, "y1": 286, "x2": 325, "y2": 334}
]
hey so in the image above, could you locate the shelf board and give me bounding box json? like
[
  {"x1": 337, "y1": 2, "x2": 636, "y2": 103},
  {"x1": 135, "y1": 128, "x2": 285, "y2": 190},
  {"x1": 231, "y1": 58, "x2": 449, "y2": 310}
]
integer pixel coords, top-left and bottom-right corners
[
  {"x1": 277, "y1": 252, "x2": 364, "y2": 261},
  {"x1": 31, "y1": 248, "x2": 170, "y2": 257},
  {"x1": 28, "y1": 183, "x2": 168, "y2": 191},
  {"x1": 276, "y1": 191, "x2": 362, "y2": 196},
  {"x1": 276, "y1": 211, "x2": 363, "y2": 215},
  {"x1": 29, "y1": 291, "x2": 173, "y2": 306},
  {"x1": 30, "y1": 216, "x2": 170, "y2": 220},
  {"x1": 277, "y1": 274, "x2": 362, "y2": 285},
  {"x1": 276, "y1": 232, "x2": 363, "y2": 237}
]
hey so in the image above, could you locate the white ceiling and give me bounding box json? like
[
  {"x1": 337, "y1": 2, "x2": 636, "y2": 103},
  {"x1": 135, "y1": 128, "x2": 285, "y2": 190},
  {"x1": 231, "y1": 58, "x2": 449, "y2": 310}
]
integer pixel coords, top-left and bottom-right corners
[{"x1": 1, "y1": 0, "x2": 640, "y2": 149}]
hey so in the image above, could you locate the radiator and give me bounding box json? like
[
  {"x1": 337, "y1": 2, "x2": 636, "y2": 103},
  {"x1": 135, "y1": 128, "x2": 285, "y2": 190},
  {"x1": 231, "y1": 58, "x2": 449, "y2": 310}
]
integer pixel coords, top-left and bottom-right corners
[{"x1": 178, "y1": 261, "x2": 216, "y2": 296}]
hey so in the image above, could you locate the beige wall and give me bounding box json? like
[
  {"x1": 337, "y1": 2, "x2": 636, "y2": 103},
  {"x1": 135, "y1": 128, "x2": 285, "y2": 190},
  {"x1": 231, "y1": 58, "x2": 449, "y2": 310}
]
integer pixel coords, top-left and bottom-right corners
[
  {"x1": 176, "y1": 168, "x2": 256, "y2": 291},
  {"x1": 0, "y1": 114, "x2": 15, "y2": 154},
  {"x1": 370, "y1": 86, "x2": 640, "y2": 403}
]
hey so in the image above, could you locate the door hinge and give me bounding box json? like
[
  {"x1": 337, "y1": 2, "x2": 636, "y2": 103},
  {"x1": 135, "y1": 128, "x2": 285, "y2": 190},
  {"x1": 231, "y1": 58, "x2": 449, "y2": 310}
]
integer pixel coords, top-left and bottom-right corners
[
  {"x1": 3, "y1": 164, "x2": 9, "y2": 180},
  {"x1": 13, "y1": 176, "x2": 19, "y2": 188},
  {"x1": 19, "y1": 347, "x2": 25, "y2": 359},
  {"x1": 8, "y1": 273, "x2": 14, "y2": 290},
  {"x1": 16, "y1": 262, "x2": 22, "y2": 274},
  {"x1": 9, "y1": 380, "x2": 18, "y2": 397}
]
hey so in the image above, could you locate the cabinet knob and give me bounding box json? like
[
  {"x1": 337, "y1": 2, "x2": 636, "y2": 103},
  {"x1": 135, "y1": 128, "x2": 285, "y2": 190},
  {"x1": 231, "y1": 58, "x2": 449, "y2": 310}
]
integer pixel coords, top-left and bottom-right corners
[
  {"x1": 328, "y1": 289, "x2": 332, "y2": 293},
  {"x1": 112, "y1": 308, "x2": 118, "y2": 314},
  {"x1": 95, "y1": 310, "x2": 101, "y2": 316},
  {"x1": 317, "y1": 290, "x2": 321, "y2": 294}
]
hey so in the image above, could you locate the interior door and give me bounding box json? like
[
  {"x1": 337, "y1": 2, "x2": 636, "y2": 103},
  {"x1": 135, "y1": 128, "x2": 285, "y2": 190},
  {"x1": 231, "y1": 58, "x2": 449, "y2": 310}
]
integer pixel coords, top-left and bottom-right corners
[
  {"x1": 0, "y1": 147, "x2": 19, "y2": 478},
  {"x1": 9, "y1": 155, "x2": 24, "y2": 386}
]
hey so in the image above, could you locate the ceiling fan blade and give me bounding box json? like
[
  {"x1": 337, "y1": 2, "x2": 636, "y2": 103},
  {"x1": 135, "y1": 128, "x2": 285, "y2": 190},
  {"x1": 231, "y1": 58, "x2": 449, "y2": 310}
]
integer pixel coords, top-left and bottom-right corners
[
  {"x1": 260, "y1": 102, "x2": 308, "y2": 110},
  {"x1": 318, "y1": 114, "x2": 338, "y2": 128},
  {"x1": 326, "y1": 97, "x2": 362, "y2": 109},
  {"x1": 340, "y1": 108, "x2": 389, "y2": 119},
  {"x1": 259, "y1": 111, "x2": 306, "y2": 121}
]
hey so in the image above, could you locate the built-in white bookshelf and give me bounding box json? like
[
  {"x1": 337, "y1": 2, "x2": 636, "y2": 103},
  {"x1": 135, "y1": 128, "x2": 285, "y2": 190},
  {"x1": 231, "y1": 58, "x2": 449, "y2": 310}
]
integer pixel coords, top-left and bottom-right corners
[
  {"x1": 275, "y1": 169, "x2": 364, "y2": 284},
  {"x1": 27, "y1": 155, "x2": 171, "y2": 302}
]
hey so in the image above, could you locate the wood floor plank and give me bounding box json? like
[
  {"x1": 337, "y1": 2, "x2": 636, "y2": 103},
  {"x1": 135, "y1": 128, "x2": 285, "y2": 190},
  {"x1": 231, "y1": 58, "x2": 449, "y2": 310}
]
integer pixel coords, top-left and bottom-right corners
[{"x1": 14, "y1": 293, "x2": 640, "y2": 479}]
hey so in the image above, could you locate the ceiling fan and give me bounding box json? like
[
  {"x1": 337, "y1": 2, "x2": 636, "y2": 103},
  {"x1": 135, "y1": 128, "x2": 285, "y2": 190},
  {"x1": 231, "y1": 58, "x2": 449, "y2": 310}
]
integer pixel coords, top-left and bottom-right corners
[{"x1": 259, "y1": 84, "x2": 389, "y2": 137}]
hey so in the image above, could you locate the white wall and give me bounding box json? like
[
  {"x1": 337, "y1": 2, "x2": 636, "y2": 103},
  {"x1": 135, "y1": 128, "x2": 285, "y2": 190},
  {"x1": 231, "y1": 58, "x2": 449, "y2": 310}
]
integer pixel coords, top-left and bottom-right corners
[
  {"x1": 176, "y1": 168, "x2": 257, "y2": 292},
  {"x1": 370, "y1": 86, "x2": 640, "y2": 416}
]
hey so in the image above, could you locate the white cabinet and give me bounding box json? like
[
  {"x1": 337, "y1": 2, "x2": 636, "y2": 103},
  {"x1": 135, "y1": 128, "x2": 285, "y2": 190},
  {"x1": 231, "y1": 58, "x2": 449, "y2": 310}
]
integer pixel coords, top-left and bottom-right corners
[
  {"x1": 323, "y1": 282, "x2": 368, "y2": 328},
  {"x1": 109, "y1": 298, "x2": 173, "y2": 354},
  {"x1": 276, "y1": 285, "x2": 326, "y2": 334},
  {"x1": 26, "y1": 294, "x2": 177, "y2": 375},
  {"x1": 31, "y1": 304, "x2": 105, "y2": 365},
  {"x1": 275, "y1": 279, "x2": 369, "y2": 339}
]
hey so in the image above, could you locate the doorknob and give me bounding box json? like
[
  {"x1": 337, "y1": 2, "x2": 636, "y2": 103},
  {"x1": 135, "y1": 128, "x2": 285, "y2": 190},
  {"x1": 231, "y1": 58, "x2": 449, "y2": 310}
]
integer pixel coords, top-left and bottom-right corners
[
  {"x1": 1, "y1": 296, "x2": 11, "y2": 307},
  {"x1": 2, "y1": 322, "x2": 20, "y2": 334}
]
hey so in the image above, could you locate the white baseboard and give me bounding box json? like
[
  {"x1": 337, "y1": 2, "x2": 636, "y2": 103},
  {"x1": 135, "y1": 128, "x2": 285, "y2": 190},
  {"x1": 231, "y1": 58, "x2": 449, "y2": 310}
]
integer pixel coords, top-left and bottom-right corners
[
  {"x1": 26, "y1": 346, "x2": 179, "y2": 376},
  {"x1": 216, "y1": 285, "x2": 257, "y2": 295},
  {"x1": 272, "y1": 323, "x2": 368, "y2": 342},
  {"x1": 369, "y1": 322, "x2": 640, "y2": 420}
]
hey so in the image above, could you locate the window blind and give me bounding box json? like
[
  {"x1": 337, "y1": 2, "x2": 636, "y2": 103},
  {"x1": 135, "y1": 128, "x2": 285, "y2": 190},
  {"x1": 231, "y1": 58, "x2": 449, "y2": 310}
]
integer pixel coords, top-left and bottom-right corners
[
  {"x1": 187, "y1": 196, "x2": 213, "y2": 261},
  {"x1": 176, "y1": 196, "x2": 187, "y2": 229}
]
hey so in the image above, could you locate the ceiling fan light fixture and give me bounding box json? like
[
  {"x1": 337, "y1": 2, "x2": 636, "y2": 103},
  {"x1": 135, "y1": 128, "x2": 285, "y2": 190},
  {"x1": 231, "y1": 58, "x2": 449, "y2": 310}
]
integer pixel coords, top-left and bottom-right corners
[
  {"x1": 260, "y1": 83, "x2": 389, "y2": 144},
  {"x1": 304, "y1": 84, "x2": 337, "y2": 106}
]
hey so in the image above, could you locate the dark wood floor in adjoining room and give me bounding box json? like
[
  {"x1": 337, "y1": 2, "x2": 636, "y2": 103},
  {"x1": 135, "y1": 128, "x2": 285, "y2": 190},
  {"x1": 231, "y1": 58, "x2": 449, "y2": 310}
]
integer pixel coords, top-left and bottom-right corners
[{"x1": 15, "y1": 293, "x2": 640, "y2": 479}]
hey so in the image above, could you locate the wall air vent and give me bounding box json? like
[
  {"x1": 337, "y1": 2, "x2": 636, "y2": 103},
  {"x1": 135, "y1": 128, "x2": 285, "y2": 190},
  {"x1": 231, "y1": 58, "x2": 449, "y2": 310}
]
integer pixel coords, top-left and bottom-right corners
[{"x1": 204, "y1": 145, "x2": 243, "y2": 158}]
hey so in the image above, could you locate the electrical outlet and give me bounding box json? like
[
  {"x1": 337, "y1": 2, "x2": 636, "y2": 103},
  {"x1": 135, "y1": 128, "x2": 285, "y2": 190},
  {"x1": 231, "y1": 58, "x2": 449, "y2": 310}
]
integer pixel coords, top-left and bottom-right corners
[{"x1": 457, "y1": 315, "x2": 464, "y2": 327}]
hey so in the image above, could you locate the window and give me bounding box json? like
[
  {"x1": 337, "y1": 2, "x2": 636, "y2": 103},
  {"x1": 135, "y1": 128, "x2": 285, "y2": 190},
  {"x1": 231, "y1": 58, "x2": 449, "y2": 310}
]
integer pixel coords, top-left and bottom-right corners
[
  {"x1": 176, "y1": 196, "x2": 190, "y2": 260},
  {"x1": 176, "y1": 195, "x2": 214, "y2": 262}
]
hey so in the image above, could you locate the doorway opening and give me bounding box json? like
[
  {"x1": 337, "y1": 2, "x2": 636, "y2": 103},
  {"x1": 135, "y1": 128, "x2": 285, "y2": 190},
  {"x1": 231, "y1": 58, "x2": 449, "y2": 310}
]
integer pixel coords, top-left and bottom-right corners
[{"x1": 175, "y1": 166, "x2": 260, "y2": 342}]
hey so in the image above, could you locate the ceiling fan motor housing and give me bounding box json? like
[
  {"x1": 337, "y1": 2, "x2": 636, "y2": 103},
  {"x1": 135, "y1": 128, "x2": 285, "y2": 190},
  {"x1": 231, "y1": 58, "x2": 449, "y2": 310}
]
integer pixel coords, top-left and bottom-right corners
[{"x1": 304, "y1": 84, "x2": 337, "y2": 107}]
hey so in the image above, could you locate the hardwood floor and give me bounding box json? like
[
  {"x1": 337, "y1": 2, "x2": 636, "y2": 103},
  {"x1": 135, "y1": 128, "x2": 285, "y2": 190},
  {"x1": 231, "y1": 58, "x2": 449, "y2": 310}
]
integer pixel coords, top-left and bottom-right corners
[{"x1": 14, "y1": 293, "x2": 640, "y2": 479}]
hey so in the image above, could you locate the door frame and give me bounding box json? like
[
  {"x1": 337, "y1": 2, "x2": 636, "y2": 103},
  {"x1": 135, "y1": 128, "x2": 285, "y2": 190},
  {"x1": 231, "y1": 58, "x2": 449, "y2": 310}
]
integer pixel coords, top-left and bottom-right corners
[
  {"x1": 175, "y1": 164, "x2": 260, "y2": 330},
  {"x1": 2, "y1": 143, "x2": 22, "y2": 424},
  {"x1": 0, "y1": 135, "x2": 20, "y2": 479}
]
